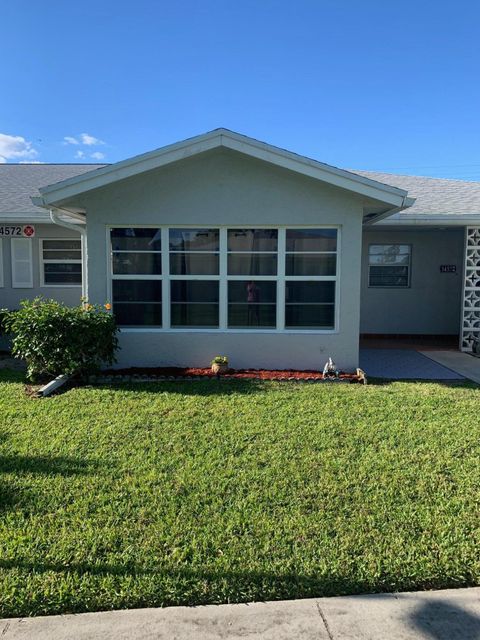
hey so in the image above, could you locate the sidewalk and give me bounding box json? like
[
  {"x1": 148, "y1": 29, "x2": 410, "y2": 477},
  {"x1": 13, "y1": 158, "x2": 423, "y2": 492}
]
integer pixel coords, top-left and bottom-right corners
[{"x1": 1, "y1": 587, "x2": 479, "y2": 639}]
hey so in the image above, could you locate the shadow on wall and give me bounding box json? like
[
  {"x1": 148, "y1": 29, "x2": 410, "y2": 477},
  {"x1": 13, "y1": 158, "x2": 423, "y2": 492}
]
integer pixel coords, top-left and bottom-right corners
[{"x1": 410, "y1": 598, "x2": 480, "y2": 640}]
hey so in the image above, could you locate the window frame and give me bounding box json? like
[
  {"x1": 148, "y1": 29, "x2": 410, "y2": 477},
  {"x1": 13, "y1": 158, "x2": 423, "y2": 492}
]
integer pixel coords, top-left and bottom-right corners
[
  {"x1": 367, "y1": 243, "x2": 412, "y2": 289},
  {"x1": 107, "y1": 225, "x2": 340, "y2": 333},
  {"x1": 40, "y1": 238, "x2": 83, "y2": 288}
]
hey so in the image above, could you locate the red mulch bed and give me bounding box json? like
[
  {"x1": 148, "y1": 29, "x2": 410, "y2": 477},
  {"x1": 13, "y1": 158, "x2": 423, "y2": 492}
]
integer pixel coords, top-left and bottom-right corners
[{"x1": 103, "y1": 366, "x2": 360, "y2": 381}]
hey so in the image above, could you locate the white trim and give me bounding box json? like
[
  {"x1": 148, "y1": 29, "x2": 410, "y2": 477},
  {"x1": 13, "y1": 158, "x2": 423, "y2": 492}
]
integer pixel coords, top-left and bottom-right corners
[
  {"x1": 11, "y1": 237, "x2": 33, "y2": 288},
  {"x1": 39, "y1": 238, "x2": 83, "y2": 288},
  {"x1": 0, "y1": 239, "x2": 3, "y2": 288},
  {"x1": 38, "y1": 129, "x2": 409, "y2": 210}
]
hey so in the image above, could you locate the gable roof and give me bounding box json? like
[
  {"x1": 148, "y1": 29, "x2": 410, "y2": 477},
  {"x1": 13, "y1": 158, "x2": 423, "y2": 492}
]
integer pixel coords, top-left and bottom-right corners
[
  {"x1": 0, "y1": 163, "x2": 105, "y2": 221},
  {"x1": 35, "y1": 129, "x2": 412, "y2": 218},
  {"x1": 352, "y1": 170, "x2": 480, "y2": 223}
]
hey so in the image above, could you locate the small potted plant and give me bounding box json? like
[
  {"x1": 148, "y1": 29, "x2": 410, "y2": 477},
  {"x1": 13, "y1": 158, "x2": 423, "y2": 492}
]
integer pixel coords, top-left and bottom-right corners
[{"x1": 211, "y1": 355, "x2": 229, "y2": 375}]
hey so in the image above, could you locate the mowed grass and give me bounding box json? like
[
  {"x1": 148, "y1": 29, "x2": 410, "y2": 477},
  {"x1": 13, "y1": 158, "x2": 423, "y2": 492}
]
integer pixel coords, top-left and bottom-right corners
[{"x1": 0, "y1": 370, "x2": 479, "y2": 617}]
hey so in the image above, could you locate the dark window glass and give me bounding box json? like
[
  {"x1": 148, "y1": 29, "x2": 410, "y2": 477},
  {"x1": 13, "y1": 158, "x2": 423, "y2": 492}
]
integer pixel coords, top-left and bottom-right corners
[
  {"x1": 228, "y1": 281, "x2": 276, "y2": 328},
  {"x1": 43, "y1": 240, "x2": 81, "y2": 251},
  {"x1": 112, "y1": 280, "x2": 162, "y2": 303},
  {"x1": 170, "y1": 280, "x2": 219, "y2": 327},
  {"x1": 112, "y1": 280, "x2": 162, "y2": 326},
  {"x1": 227, "y1": 229, "x2": 277, "y2": 252},
  {"x1": 44, "y1": 263, "x2": 82, "y2": 284},
  {"x1": 286, "y1": 254, "x2": 336, "y2": 276},
  {"x1": 113, "y1": 253, "x2": 162, "y2": 275},
  {"x1": 171, "y1": 304, "x2": 219, "y2": 327},
  {"x1": 170, "y1": 280, "x2": 219, "y2": 303},
  {"x1": 169, "y1": 229, "x2": 219, "y2": 251},
  {"x1": 285, "y1": 304, "x2": 335, "y2": 329},
  {"x1": 286, "y1": 229, "x2": 337, "y2": 252},
  {"x1": 170, "y1": 253, "x2": 219, "y2": 275},
  {"x1": 228, "y1": 253, "x2": 277, "y2": 275},
  {"x1": 369, "y1": 266, "x2": 409, "y2": 287},
  {"x1": 285, "y1": 281, "x2": 335, "y2": 304},
  {"x1": 43, "y1": 250, "x2": 82, "y2": 260},
  {"x1": 114, "y1": 303, "x2": 162, "y2": 326},
  {"x1": 111, "y1": 228, "x2": 162, "y2": 251}
]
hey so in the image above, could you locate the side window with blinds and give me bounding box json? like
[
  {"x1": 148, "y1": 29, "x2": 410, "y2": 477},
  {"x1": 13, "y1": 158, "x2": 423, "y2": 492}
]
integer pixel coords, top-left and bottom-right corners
[
  {"x1": 11, "y1": 238, "x2": 33, "y2": 288},
  {"x1": 368, "y1": 244, "x2": 411, "y2": 288}
]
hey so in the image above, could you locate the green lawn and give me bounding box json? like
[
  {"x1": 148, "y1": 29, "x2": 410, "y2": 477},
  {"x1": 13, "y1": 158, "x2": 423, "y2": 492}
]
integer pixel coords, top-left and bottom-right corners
[{"x1": 0, "y1": 370, "x2": 479, "y2": 617}]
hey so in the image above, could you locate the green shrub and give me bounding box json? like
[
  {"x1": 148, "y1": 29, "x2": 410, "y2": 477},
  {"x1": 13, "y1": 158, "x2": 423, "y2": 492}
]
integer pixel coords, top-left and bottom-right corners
[
  {"x1": 0, "y1": 308, "x2": 10, "y2": 337},
  {"x1": 4, "y1": 298, "x2": 119, "y2": 381}
]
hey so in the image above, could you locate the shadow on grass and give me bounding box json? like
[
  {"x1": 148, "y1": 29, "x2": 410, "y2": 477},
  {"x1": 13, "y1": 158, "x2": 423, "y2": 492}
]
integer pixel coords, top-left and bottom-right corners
[
  {"x1": 0, "y1": 369, "x2": 25, "y2": 384},
  {"x1": 410, "y1": 598, "x2": 480, "y2": 640},
  {"x1": 0, "y1": 454, "x2": 98, "y2": 476},
  {"x1": 0, "y1": 557, "x2": 477, "y2": 601},
  {"x1": 95, "y1": 378, "x2": 269, "y2": 396}
]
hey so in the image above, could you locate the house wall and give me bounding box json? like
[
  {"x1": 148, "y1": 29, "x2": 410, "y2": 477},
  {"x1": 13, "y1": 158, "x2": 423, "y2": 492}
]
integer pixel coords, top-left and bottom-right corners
[
  {"x1": 0, "y1": 224, "x2": 82, "y2": 309},
  {"x1": 361, "y1": 228, "x2": 464, "y2": 335},
  {"x1": 81, "y1": 149, "x2": 366, "y2": 370}
]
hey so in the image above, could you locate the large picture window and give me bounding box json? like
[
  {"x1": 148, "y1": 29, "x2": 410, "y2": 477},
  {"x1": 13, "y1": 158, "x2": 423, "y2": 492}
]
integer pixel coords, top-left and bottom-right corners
[
  {"x1": 109, "y1": 226, "x2": 339, "y2": 330},
  {"x1": 41, "y1": 239, "x2": 82, "y2": 286},
  {"x1": 368, "y1": 244, "x2": 411, "y2": 288}
]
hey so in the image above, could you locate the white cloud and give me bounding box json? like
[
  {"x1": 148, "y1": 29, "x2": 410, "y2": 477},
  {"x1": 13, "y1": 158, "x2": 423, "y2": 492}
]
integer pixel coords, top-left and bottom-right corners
[
  {"x1": 80, "y1": 133, "x2": 104, "y2": 146},
  {"x1": 63, "y1": 136, "x2": 79, "y2": 145},
  {"x1": 90, "y1": 151, "x2": 105, "y2": 160},
  {"x1": 19, "y1": 160, "x2": 45, "y2": 164},
  {"x1": 75, "y1": 150, "x2": 85, "y2": 159},
  {"x1": 0, "y1": 133, "x2": 38, "y2": 163}
]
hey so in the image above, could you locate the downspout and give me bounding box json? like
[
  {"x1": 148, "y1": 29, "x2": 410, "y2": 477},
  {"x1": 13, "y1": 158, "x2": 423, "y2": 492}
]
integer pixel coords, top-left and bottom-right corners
[{"x1": 49, "y1": 208, "x2": 88, "y2": 301}]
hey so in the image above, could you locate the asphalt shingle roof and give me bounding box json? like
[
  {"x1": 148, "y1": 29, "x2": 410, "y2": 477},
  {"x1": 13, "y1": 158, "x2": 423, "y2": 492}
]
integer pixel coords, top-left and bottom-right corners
[
  {"x1": 0, "y1": 164, "x2": 106, "y2": 218},
  {"x1": 351, "y1": 170, "x2": 480, "y2": 216},
  {"x1": 1, "y1": 162, "x2": 480, "y2": 221}
]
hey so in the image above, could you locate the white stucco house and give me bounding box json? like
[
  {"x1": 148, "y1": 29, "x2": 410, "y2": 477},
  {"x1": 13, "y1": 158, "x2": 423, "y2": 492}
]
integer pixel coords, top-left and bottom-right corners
[{"x1": 1, "y1": 129, "x2": 480, "y2": 370}]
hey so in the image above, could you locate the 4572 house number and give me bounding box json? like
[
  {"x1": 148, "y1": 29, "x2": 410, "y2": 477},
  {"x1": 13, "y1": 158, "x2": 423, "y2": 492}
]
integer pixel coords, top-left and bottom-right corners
[{"x1": 0, "y1": 225, "x2": 35, "y2": 237}]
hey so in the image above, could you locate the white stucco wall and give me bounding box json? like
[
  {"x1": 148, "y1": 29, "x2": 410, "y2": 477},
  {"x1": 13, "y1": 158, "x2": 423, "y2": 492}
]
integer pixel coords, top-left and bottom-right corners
[
  {"x1": 79, "y1": 148, "x2": 367, "y2": 370},
  {"x1": 361, "y1": 228, "x2": 464, "y2": 335}
]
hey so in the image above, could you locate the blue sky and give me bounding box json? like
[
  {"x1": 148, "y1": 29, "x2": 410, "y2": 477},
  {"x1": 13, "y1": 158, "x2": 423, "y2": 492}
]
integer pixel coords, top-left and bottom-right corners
[{"x1": 2, "y1": 0, "x2": 480, "y2": 179}]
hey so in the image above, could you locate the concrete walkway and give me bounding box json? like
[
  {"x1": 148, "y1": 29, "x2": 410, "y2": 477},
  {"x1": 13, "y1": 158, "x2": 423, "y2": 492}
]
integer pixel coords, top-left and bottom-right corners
[
  {"x1": 2, "y1": 587, "x2": 479, "y2": 639},
  {"x1": 359, "y1": 349, "x2": 465, "y2": 380},
  {"x1": 422, "y1": 350, "x2": 480, "y2": 384}
]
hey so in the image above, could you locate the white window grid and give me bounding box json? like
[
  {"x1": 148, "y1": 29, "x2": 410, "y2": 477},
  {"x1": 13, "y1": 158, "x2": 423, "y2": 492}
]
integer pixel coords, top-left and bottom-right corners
[
  {"x1": 108, "y1": 226, "x2": 340, "y2": 333},
  {"x1": 40, "y1": 238, "x2": 82, "y2": 287}
]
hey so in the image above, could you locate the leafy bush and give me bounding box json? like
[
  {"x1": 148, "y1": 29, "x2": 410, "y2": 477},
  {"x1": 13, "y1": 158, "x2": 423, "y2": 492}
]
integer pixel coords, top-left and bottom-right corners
[
  {"x1": 211, "y1": 355, "x2": 228, "y2": 366},
  {"x1": 0, "y1": 308, "x2": 10, "y2": 337},
  {"x1": 4, "y1": 298, "x2": 119, "y2": 381}
]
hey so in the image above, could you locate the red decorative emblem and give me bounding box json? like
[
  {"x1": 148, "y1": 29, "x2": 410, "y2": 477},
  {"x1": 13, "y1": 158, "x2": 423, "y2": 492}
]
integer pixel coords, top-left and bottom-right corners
[{"x1": 23, "y1": 225, "x2": 35, "y2": 237}]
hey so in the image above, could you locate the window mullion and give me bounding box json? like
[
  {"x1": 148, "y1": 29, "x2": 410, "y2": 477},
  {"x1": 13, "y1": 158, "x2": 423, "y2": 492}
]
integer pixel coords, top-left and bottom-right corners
[
  {"x1": 277, "y1": 228, "x2": 286, "y2": 330},
  {"x1": 161, "y1": 228, "x2": 170, "y2": 328},
  {"x1": 219, "y1": 228, "x2": 227, "y2": 329}
]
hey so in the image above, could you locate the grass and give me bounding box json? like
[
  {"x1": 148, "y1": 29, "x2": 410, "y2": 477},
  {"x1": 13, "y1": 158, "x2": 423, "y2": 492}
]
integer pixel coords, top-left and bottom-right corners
[{"x1": 0, "y1": 370, "x2": 479, "y2": 617}]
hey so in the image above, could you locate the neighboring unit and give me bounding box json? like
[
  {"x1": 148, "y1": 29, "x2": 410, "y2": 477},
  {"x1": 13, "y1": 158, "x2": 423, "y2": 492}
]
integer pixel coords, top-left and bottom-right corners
[{"x1": 1, "y1": 130, "x2": 479, "y2": 369}]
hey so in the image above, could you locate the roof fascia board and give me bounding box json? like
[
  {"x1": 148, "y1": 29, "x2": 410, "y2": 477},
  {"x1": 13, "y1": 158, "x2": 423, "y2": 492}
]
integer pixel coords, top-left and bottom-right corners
[
  {"x1": 38, "y1": 133, "x2": 223, "y2": 204},
  {"x1": 220, "y1": 132, "x2": 408, "y2": 206},
  {"x1": 38, "y1": 129, "x2": 409, "y2": 209}
]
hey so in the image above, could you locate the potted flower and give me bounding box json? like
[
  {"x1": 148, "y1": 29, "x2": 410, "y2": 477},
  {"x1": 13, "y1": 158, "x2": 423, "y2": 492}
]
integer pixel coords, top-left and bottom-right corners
[{"x1": 211, "y1": 355, "x2": 229, "y2": 375}]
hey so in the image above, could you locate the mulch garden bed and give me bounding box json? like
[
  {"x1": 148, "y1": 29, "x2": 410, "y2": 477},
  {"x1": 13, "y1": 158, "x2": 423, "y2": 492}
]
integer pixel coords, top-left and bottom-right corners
[{"x1": 95, "y1": 367, "x2": 366, "y2": 384}]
